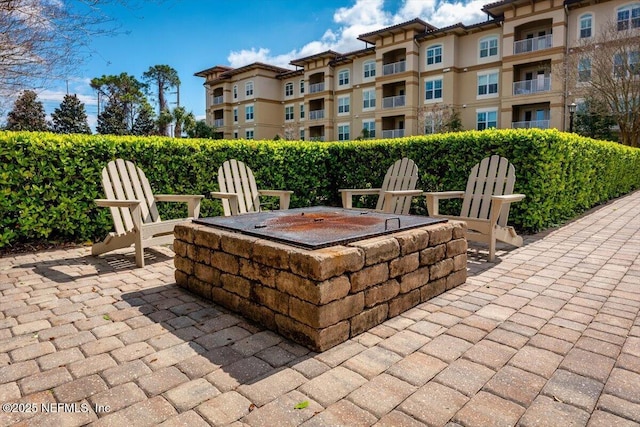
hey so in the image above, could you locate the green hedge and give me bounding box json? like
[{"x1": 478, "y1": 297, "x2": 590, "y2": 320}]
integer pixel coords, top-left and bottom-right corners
[{"x1": 1, "y1": 129, "x2": 639, "y2": 248}]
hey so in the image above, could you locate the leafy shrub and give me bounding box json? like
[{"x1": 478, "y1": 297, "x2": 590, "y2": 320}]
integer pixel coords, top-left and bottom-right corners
[{"x1": 1, "y1": 129, "x2": 639, "y2": 248}]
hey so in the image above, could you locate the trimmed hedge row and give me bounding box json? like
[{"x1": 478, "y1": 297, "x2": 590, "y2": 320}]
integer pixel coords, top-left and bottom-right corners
[{"x1": 1, "y1": 129, "x2": 639, "y2": 248}]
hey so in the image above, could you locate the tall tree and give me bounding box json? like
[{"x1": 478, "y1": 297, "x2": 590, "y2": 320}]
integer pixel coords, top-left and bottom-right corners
[
  {"x1": 142, "y1": 65, "x2": 180, "y2": 135},
  {"x1": 0, "y1": 1, "x2": 121, "y2": 96},
  {"x1": 5, "y1": 90, "x2": 48, "y2": 131},
  {"x1": 50, "y1": 94, "x2": 91, "y2": 134},
  {"x1": 91, "y1": 73, "x2": 149, "y2": 134},
  {"x1": 574, "y1": 97, "x2": 617, "y2": 141},
  {"x1": 565, "y1": 20, "x2": 640, "y2": 147},
  {"x1": 96, "y1": 102, "x2": 127, "y2": 135},
  {"x1": 171, "y1": 106, "x2": 195, "y2": 138},
  {"x1": 131, "y1": 102, "x2": 156, "y2": 136}
]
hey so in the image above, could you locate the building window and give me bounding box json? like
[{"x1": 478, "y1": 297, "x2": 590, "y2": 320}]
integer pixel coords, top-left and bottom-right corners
[
  {"x1": 233, "y1": 107, "x2": 238, "y2": 123},
  {"x1": 479, "y1": 36, "x2": 498, "y2": 58},
  {"x1": 285, "y1": 82, "x2": 294, "y2": 97},
  {"x1": 300, "y1": 80, "x2": 305, "y2": 94},
  {"x1": 362, "y1": 120, "x2": 375, "y2": 138},
  {"x1": 299, "y1": 128, "x2": 305, "y2": 140},
  {"x1": 477, "y1": 72, "x2": 499, "y2": 96},
  {"x1": 245, "y1": 81, "x2": 254, "y2": 97},
  {"x1": 245, "y1": 129, "x2": 254, "y2": 139},
  {"x1": 338, "y1": 69, "x2": 350, "y2": 86},
  {"x1": 614, "y1": 51, "x2": 640, "y2": 77},
  {"x1": 477, "y1": 110, "x2": 497, "y2": 130},
  {"x1": 363, "y1": 89, "x2": 376, "y2": 109},
  {"x1": 338, "y1": 96, "x2": 350, "y2": 114},
  {"x1": 426, "y1": 45, "x2": 442, "y2": 65},
  {"x1": 233, "y1": 131, "x2": 238, "y2": 139},
  {"x1": 578, "y1": 58, "x2": 592, "y2": 82},
  {"x1": 425, "y1": 78, "x2": 443, "y2": 101},
  {"x1": 579, "y1": 14, "x2": 592, "y2": 38},
  {"x1": 424, "y1": 113, "x2": 436, "y2": 134},
  {"x1": 300, "y1": 104, "x2": 305, "y2": 119},
  {"x1": 617, "y1": 4, "x2": 640, "y2": 30},
  {"x1": 285, "y1": 105, "x2": 294, "y2": 121},
  {"x1": 245, "y1": 105, "x2": 254, "y2": 121},
  {"x1": 363, "y1": 61, "x2": 376, "y2": 78},
  {"x1": 233, "y1": 85, "x2": 238, "y2": 99},
  {"x1": 338, "y1": 124, "x2": 350, "y2": 141}
]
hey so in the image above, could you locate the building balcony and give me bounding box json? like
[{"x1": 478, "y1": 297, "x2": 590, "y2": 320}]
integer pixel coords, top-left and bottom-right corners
[
  {"x1": 309, "y1": 82, "x2": 325, "y2": 93},
  {"x1": 513, "y1": 77, "x2": 551, "y2": 95},
  {"x1": 309, "y1": 110, "x2": 325, "y2": 120},
  {"x1": 514, "y1": 34, "x2": 552, "y2": 54},
  {"x1": 214, "y1": 119, "x2": 224, "y2": 127},
  {"x1": 213, "y1": 96, "x2": 224, "y2": 105},
  {"x1": 382, "y1": 95, "x2": 406, "y2": 109},
  {"x1": 381, "y1": 129, "x2": 405, "y2": 138},
  {"x1": 382, "y1": 60, "x2": 406, "y2": 76},
  {"x1": 512, "y1": 120, "x2": 550, "y2": 129}
]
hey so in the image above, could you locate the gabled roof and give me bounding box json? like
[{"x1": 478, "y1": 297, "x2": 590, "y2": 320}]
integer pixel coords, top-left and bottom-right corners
[
  {"x1": 415, "y1": 19, "x2": 502, "y2": 41},
  {"x1": 290, "y1": 50, "x2": 342, "y2": 67},
  {"x1": 194, "y1": 65, "x2": 233, "y2": 78},
  {"x1": 358, "y1": 18, "x2": 436, "y2": 44}
]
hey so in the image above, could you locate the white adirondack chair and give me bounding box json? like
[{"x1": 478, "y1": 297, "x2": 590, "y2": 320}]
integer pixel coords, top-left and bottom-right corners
[
  {"x1": 425, "y1": 155, "x2": 525, "y2": 261},
  {"x1": 339, "y1": 157, "x2": 423, "y2": 215},
  {"x1": 92, "y1": 159, "x2": 204, "y2": 268},
  {"x1": 210, "y1": 159, "x2": 293, "y2": 216}
]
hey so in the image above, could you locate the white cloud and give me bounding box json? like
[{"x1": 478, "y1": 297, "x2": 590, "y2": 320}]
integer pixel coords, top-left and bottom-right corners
[
  {"x1": 226, "y1": 0, "x2": 488, "y2": 69},
  {"x1": 38, "y1": 89, "x2": 97, "y2": 106}
]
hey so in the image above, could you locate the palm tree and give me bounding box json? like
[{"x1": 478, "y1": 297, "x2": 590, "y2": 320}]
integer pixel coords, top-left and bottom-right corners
[{"x1": 171, "y1": 106, "x2": 195, "y2": 138}]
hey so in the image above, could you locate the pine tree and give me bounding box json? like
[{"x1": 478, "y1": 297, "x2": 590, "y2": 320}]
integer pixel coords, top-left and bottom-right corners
[
  {"x1": 5, "y1": 90, "x2": 48, "y2": 131},
  {"x1": 50, "y1": 94, "x2": 91, "y2": 134},
  {"x1": 131, "y1": 103, "x2": 156, "y2": 136},
  {"x1": 96, "y1": 102, "x2": 127, "y2": 135}
]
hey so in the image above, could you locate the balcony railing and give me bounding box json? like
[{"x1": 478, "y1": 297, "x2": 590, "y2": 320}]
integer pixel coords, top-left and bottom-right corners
[
  {"x1": 514, "y1": 34, "x2": 553, "y2": 54},
  {"x1": 309, "y1": 82, "x2": 325, "y2": 93},
  {"x1": 513, "y1": 77, "x2": 551, "y2": 95},
  {"x1": 381, "y1": 129, "x2": 405, "y2": 138},
  {"x1": 309, "y1": 109, "x2": 325, "y2": 120},
  {"x1": 512, "y1": 120, "x2": 550, "y2": 129},
  {"x1": 382, "y1": 60, "x2": 406, "y2": 76},
  {"x1": 212, "y1": 96, "x2": 223, "y2": 105},
  {"x1": 214, "y1": 119, "x2": 224, "y2": 127},
  {"x1": 382, "y1": 95, "x2": 406, "y2": 109},
  {"x1": 310, "y1": 136, "x2": 325, "y2": 141}
]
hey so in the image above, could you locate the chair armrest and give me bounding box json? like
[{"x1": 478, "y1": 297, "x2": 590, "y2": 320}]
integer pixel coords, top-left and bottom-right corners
[
  {"x1": 154, "y1": 194, "x2": 204, "y2": 218},
  {"x1": 258, "y1": 190, "x2": 293, "y2": 210},
  {"x1": 94, "y1": 199, "x2": 142, "y2": 208},
  {"x1": 384, "y1": 189, "x2": 424, "y2": 197},
  {"x1": 339, "y1": 188, "x2": 382, "y2": 209},
  {"x1": 154, "y1": 194, "x2": 204, "y2": 202},
  {"x1": 491, "y1": 194, "x2": 526, "y2": 203},
  {"x1": 424, "y1": 191, "x2": 465, "y2": 216},
  {"x1": 210, "y1": 191, "x2": 240, "y2": 216},
  {"x1": 489, "y1": 194, "x2": 526, "y2": 225}
]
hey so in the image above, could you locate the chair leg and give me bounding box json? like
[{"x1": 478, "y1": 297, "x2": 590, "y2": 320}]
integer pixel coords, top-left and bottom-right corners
[{"x1": 488, "y1": 228, "x2": 496, "y2": 262}]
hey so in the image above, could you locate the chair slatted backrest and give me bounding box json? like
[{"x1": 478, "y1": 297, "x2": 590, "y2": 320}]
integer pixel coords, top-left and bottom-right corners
[
  {"x1": 218, "y1": 159, "x2": 260, "y2": 215},
  {"x1": 460, "y1": 155, "x2": 516, "y2": 226},
  {"x1": 376, "y1": 157, "x2": 419, "y2": 215},
  {"x1": 101, "y1": 159, "x2": 161, "y2": 234}
]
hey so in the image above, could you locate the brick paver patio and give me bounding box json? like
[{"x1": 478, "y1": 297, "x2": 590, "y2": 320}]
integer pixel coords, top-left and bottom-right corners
[{"x1": 1, "y1": 190, "x2": 638, "y2": 426}]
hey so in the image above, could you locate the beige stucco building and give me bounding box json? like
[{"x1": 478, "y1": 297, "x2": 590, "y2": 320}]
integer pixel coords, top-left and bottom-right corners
[{"x1": 195, "y1": 0, "x2": 637, "y2": 141}]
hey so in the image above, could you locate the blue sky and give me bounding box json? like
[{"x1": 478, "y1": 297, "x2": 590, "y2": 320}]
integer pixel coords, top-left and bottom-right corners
[{"x1": 34, "y1": 0, "x2": 490, "y2": 128}]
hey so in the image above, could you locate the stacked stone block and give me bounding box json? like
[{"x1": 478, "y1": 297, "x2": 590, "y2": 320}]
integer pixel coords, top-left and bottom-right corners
[{"x1": 174, "y1": 220, "x2": 467, "y2": 352}]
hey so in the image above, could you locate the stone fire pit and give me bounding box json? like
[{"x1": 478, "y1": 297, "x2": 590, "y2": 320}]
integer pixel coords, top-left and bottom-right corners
[{"x1": 174, "y1": 208, "x2": 467, "y2": 351}]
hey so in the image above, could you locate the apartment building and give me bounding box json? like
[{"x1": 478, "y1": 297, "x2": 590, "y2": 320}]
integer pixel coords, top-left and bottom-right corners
[{"x1": 195, "y1": 0, "x2": 636, "y2": 141}]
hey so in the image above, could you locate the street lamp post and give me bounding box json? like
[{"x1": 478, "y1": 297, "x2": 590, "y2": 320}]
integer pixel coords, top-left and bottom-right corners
[{"x1": 568, "y1": 102, "x2": 577, "y2": 133}]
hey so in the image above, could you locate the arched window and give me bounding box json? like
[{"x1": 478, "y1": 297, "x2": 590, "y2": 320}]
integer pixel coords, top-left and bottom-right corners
[
  {"x1": 617, "y1": 3, "x2": 640, "y2": 30},
  {"x1": 285, "y1": 82, "x2": 294, "y2": 97},
  {"x1": 579, "y1": 14, "x2": 593, "y2": 38},
  {"x1": 363, "y1": 60, "x2": 376, "y2": 78}
]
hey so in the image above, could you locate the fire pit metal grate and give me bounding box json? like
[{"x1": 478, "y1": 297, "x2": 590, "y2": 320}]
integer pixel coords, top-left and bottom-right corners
[{"x1": 193, "y1": 206, "x2": 446, "y2": 249}]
